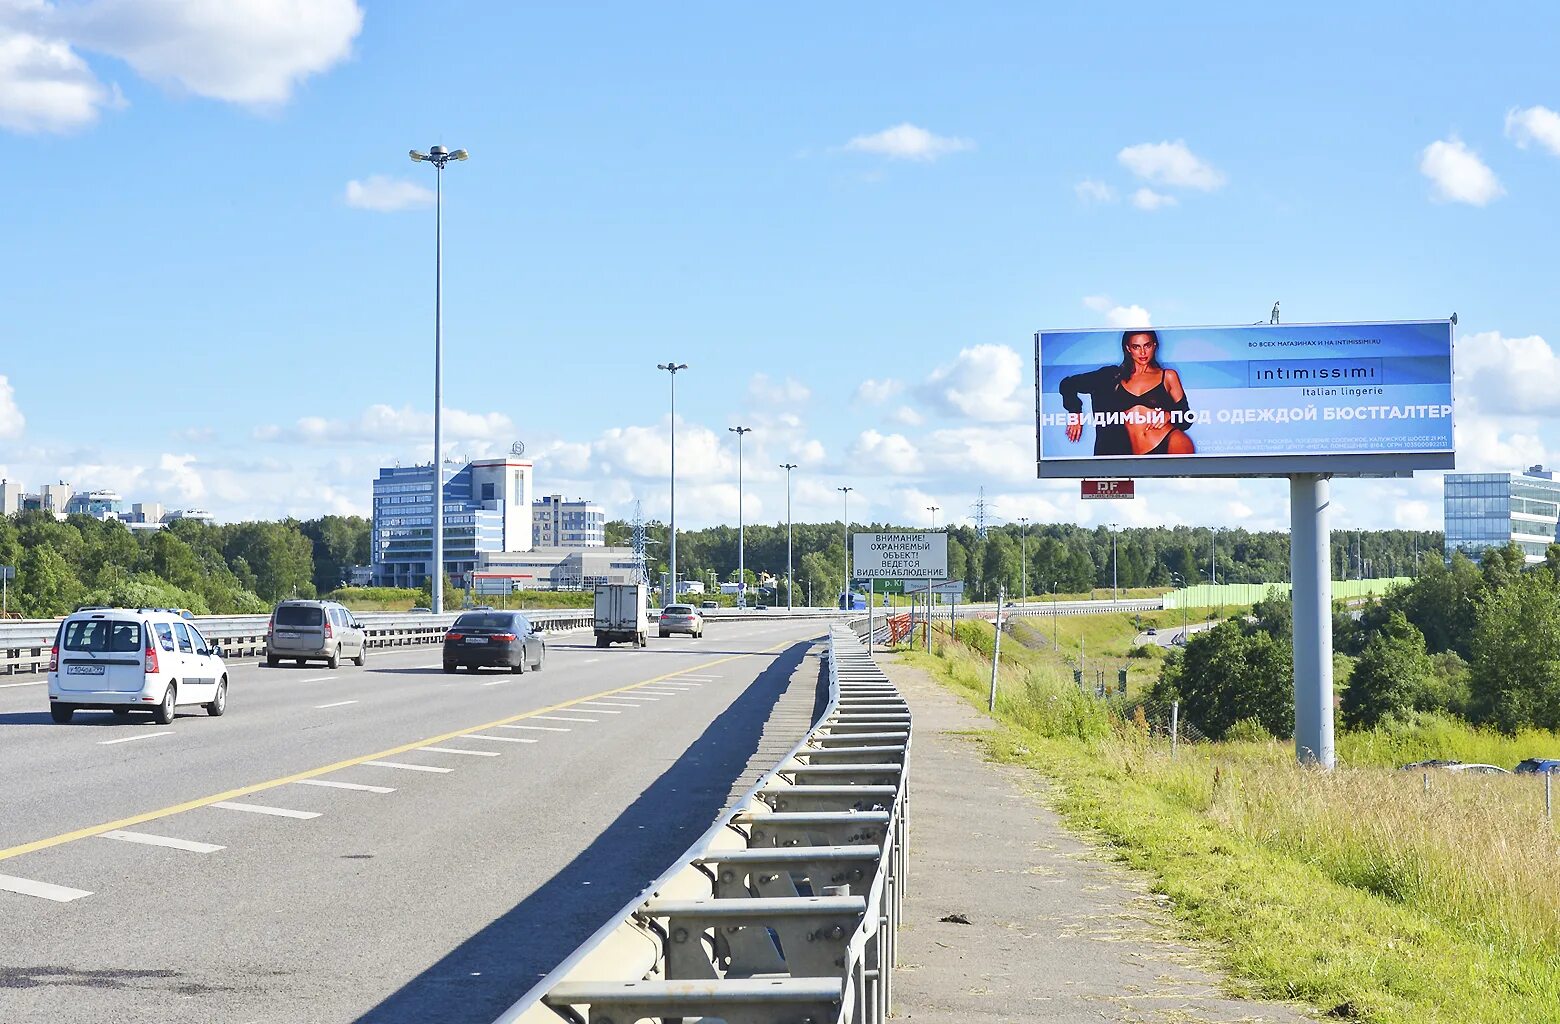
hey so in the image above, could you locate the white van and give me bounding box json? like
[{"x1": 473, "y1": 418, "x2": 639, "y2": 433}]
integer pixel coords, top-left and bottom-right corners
[{"x1": 48, "y1": 608, "x2": 229, "y2": 724}]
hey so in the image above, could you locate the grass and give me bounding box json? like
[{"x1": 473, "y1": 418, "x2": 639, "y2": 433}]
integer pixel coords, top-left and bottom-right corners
[{"x1": 896, "y1": 631, "x2": 1560, "y2": 1024}]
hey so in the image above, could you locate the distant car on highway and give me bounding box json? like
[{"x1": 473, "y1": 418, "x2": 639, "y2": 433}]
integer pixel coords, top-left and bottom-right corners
[
  {"x1": 443, "y1": 610, "x2": 545, "y2": 674},
  {"x1": 659, "y1": 605, "x2": 704, "y2": 638},
  {"x1": 48, "y1": 607, "x2": 228, "y2": 724},
  {"x1": 1400, "y1": 760, "x2": 1511, "y2": 775},
  {"x1": 265, "y1": 599, "x2": 367, "y2": 669},
  {"x1": 756, "y1": 604, "x2": 769, "y2": 611},
  {"x1": 699, "y1": 600, "x2": 719, "y2": 609},
  {"x1": 1145, "y1": 627, "x2": 1157, "y2": 636},
  {"x1": 409, "y1": 606, "x2": 432, "y2": 614},
  {"x1": 1514, "y1": 758, "x2": 1560, "y2": 775}
]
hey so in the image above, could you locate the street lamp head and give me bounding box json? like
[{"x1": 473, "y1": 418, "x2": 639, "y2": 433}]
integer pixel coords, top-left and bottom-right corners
[
  {"x1": 780, "y1": 463, "x2": 797, "y2": 470},
  {"x1": 729, "y1": 425, "x2": 752, "y2": 436},
  {"x1": 410, "y1": 150, "x2": 428, "y2": 162},
  {"x1": 451, "y1": 149, "x2": 469, "y2": 161},
  {"x1": 430, "y1": 145, "x2": 448, "y2": 158},
  {"x1": 657, "y1": 362, "x2": 688, "y2": 373}
]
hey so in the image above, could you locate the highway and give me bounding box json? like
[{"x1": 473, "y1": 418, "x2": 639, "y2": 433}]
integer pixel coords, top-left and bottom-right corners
[{"x1": 0, "y1": 618, "x2": 830, "y2": 1024}]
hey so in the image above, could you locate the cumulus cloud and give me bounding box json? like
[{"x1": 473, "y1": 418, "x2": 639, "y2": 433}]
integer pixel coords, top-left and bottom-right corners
[
  {"x1": 849, "y1": 430, "x2": 920, "y2": 471},
  {"x1": 1083, "y1": 296, "x2": 1152, "y2": 329},
  {"x1": 0, "y1": 374, "x2": 24, "y2": 438},
  {"x1": 1506, "y1": 105, "x2": 1560, "y2": 157},
  {"x1": 748, "y1": 373, "x2": 810, "y2": 406},
  {"x1": 920, "y1": 344, "x2": 1027, "y2": 423},
  {"x1": 854, "y1": 378, "x2": 902, "y2": 404},
  {"x1": 844, "y1": 122, "x2": 973, "y2": 161},
  {"x1": 1455, "y1": 330, "x2": 1560, "y2": 416},
  {"x1": 1130, "y1": 187, "x2": 1177, "y2": 211},
  {"x1": 345, "y1": 175, "x2": 433, "y2": 211},
  {"x1": 1117, "y1": 140, "x2": 1226, "y2": 191},
  {"x1": 1074, "y1": 179, "x2": 1116, "y2": 203},
  {"x1": 1419, "y1": 138, "x2": 1504, "y2": 206},
  {"x1": 890, "y1": 406, "x2": 924, "y2": 427},
  {"x1": 257, "y1": 404, "x2": 516, "y2": 445},
  {"x1": 0, "y1": 0, "x2": 362, "y2": 134}
]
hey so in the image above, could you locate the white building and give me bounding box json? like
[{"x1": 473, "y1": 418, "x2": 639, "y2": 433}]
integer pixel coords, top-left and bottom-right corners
[
  {"x1": 532, "y1": 494, "x2": 605, "y2": 548},
  {"x1": 477, "y1": 546, "x2": 638, "y2": 591},
  {"x1": 0, "y1": 479, "x2": 20, "y2": 517}
]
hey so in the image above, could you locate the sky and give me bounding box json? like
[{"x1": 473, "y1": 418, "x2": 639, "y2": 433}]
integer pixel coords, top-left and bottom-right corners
[{"x1": 1, "y1": 2, "x2": 1558, "y2": 536}]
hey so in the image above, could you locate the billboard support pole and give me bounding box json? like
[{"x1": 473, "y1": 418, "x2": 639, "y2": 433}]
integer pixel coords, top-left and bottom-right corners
[{"x1": 1290, "y1": 473, "x2": 1336, "y2": 769}]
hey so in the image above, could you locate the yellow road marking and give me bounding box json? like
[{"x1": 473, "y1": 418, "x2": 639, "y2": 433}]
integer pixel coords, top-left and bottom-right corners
[{"x1": 0, "y1": 634, "x2": 815, "y2": 864}]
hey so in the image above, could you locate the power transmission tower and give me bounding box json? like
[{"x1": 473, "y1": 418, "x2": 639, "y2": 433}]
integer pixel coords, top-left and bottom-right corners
[
  {"x1": 972, "y1": 487, "x2": 994, "y2": 539},
  {"x1": 631, "y1": 501, "x2": 648, "y2": 585}
]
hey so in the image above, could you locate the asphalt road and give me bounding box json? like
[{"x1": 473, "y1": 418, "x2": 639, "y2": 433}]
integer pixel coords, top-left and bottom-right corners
[{"x1": 0, "y1": 618, "x2": 830, "y2": 1024}]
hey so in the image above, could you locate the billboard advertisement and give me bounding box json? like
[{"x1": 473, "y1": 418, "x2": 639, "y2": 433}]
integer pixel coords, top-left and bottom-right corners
[{"x1": 1035, "y1": 320, "x2": 1454, "y2": 478}]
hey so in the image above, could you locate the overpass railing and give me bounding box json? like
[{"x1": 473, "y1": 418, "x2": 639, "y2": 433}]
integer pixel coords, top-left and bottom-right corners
[{"x1": 495, "y1": 623, "x2": 910, "y2": 1024}]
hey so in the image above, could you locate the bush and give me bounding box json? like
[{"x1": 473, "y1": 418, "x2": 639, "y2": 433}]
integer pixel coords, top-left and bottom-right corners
[{"x1": 1225, "y1": 716, "x2": 1275, "y2": 743}]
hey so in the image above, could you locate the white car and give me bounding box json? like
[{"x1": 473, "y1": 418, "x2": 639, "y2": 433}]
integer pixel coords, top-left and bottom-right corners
[{"x1": 49, "y1": 608, "x2": 229, "y2": 724}]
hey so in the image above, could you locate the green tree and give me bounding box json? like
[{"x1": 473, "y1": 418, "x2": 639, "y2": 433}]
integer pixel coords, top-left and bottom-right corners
[
  {"x1": 224, "y1": 522, "x2": 315, "y2": 602},
  {"x1": 15, "y1": 545, "x2": 85, "y2": 616},
  {"x1": 1469, "y1": 573, "x2": 1560, "y2": 732},
  {"x1": 1152, "y1": 620, "x2": 1294, "y2": 739},
  {"x1": 1340, "y1": 612, "x2": 1433, "y2": 729},
  {"x1": 147, "y1": 531, "x2": 203, "y2": 592}
]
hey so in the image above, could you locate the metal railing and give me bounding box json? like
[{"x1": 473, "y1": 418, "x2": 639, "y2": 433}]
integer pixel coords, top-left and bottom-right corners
[
  {"x1": 496, "y1": 624, "x2": 910, "y2": 1024},
  {"x1": 0, "y1": 609, "x2": 595, "y2": 676}
]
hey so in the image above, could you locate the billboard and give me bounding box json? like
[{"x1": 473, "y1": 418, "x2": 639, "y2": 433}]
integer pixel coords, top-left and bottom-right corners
[
  {"x1": 852, "y1": 533, "x2": 948, "y2": 580},
  {"x1": 1035, "y1": 320, "x2": 1454, "y2": 477}
]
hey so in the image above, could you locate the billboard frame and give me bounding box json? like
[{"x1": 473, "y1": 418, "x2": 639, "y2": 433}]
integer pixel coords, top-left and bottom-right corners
[{"x1": 1034, "y1": 318, "x2": 1455, "y2": 479}]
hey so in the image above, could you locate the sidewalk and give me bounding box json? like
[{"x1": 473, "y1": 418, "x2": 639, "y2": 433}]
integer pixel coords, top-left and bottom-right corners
[{"x1": 884, "y1": 656, "x2": 1315, "y2": 1024}]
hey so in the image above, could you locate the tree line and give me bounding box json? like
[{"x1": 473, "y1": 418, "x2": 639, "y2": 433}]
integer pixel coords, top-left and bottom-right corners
[
  {"x1": 611, "y1": 519, "x2": 1442, "y2": 603},
  {"x1": 1151, "y1": 542, "x2": 1560, "y2": 739},
  {"x1": 0, "y1": 510, "x2": 369, "y2": 617}
]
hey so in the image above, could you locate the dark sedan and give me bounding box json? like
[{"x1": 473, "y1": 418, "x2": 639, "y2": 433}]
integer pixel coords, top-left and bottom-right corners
[{"x1": 442, "y1": 611, "x2": 546, "y2": 674}]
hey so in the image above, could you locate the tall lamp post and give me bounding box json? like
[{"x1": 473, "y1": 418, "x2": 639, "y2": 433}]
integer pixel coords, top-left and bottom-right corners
[
  {"x1": 729, "y1": 426, "x2": 752, "y2": 607},
  {"x1": 1017, "y1": 516, "x2": 1029, "y2": 604},
  {"x1": 657, "y1": 362, "x2": 689, "y2": 604},
  {"x1": 837, "y1": 486, "x2": 854, "y2": 608},
  {"x1": 926, "y1": 506, "x2": 940, "y2": 652},
  {"x1": 1109, "y1": 522, "x2": 1119, "y2": 603},
  {"x1": 780, "y1": 463, "x2": 797, "y2": 610},
  {"x1": 409, "y1": 144, "x2": 469, "y2": 613}
]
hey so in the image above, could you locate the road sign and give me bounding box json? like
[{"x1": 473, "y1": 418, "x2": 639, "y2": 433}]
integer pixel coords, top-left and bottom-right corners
[
  {"x1": 904, "y1": 579, "x2": 964, "y2": 597},
  {"x1": 1082, "y1": 479, "x2": 1135, "y2": 499},
  {"x1": 0, "y1": 566, "x2": 12, "y2": 581},
  {"x1": 852, "y1": 533, "x2": 948, "y2": 580}
]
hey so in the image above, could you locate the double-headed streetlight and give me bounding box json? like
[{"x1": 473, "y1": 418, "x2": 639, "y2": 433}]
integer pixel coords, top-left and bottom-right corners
[
  {"x1": 409, "y1": 144, "x2": 469, "y2": 613},
  {"x1": 657, "y1": 362, "x2": 689, "y2": 603},
  {"x1": 780, "y1": 463, "x2": 797, "y2": 610},
  {"x1": 729, "y1": 426, "x2": 752, "y2": 607},
  {"x1": 837, "y1": 486, "x2": 854, "y2": 608}
]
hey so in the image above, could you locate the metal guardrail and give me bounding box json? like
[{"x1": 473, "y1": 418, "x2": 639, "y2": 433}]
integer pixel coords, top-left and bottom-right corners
[
  {"x1": 496, "y1": 624, "x2": 910, "y2": 1024},
  {"x1": 0, "y1": 610, "x2": 595, "y2": 676}
]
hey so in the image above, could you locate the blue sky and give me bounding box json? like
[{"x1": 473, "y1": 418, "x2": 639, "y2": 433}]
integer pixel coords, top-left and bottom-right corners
[{"x1": 2, "y1": 2, "x2": 1558, "y2": 534}]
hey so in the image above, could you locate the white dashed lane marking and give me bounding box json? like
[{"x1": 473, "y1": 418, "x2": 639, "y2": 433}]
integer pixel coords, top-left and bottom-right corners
[
  {"x1": 97, "y1": 731, "x2": 174, "y2": 746},
  {"x1": 466, "y1": 733, "x2": 536, "y2": 744},
  {"x1": 97, "y1": 830, "x2": 224, "y2": 854},
  {"x1": 501, "y1": 724, "x2": 569, "y2": 732},
  {"x1": 577, "y1": 702, "x2": 635, "y2": 710},
  {"x1": 364, "y1": 761, "x2": 453, "y2": 773},
  {"x1": 294, "y1": 779, "x2": 395, "y2": 794},
  {"x1": 419, "y1": 746, "x2": 501, "y2": 757},
  {"x1": 0, "y1": 873, "x2": 92, "y2": 902},
  {"x1": 530, "y1": 715, "x2": 596, "y2": 724},
  {"x1": 212, "y1": 801, "x2": 321, "y2": 820},
  {"x1": 300, "y1": 676, "x2": 339, "y2": 683},
  {"x1": 315, "y1": 700, "x2": 358, "y2": 709}
]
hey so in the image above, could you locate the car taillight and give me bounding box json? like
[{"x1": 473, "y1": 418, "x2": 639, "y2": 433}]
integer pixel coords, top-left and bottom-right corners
[
  {"x1": 265, "y1": 615, "x2": 273, "y2": 640},
  {"x1": 49, "y1": 645, "x2": 58, "y2": 672},
  {"x1": 445, "y1": 632, "x2": 464, "y2": 642},
  {"x1": 145, "y1": 642, "x2": 159, "y2": 675},
  {"x1": 492, "y1": 633, "x2": 517, "y2": 642},
  {"x1": 323, "y1": 618, "x2": 333, "y2": 640}
]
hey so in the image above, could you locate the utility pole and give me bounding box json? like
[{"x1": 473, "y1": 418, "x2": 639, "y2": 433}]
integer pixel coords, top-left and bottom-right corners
[
  {"x1": 838, "y1": 486, "x2": 854, "y2": 609},
  {"x1": 729, "y1": 426, "x2": 752, "y2": 608},
  {"x1": 1017, "y1": 517, "x2": 1029, "y2": 604},
  {"x1": 988, "y1": 586, "x2": 1005, "y2": 712},
  {"x1": 1109, "y1": 522, "x2": 1119, "y2": 602},
  {"x1": 926, "y1": 505, "x2": 940, "y2": 654},
  {"x1": 780, "y1": 463, "x2": 797, "y2": 611},
  {"x1": 656, "y1": 361, "x2": 689, "y2": 604}
]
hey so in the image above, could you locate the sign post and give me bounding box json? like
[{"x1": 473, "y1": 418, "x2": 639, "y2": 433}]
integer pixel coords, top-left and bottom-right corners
[{"x1": 0, "y1": 564, "x2": 12, "y2": 616}]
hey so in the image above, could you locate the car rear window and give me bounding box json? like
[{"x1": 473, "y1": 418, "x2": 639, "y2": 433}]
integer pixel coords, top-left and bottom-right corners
[
  {"x1": 454, "y1": 613, "x2": 515, "y2": 630},
  {"x1": 64, "y1": 619, "x2": 142, "y2": 653},
  {"x1": 665, "y1": 606, "x2": 695, "y2": 615},
  {"x1": 275, "y1": 605, "x2": 324, "y2": 627}
]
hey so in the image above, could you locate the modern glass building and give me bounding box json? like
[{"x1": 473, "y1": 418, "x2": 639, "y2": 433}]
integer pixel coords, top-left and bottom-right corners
[
  {"x1": 372, "y1": 458, "x2": 534, "y2": 589},
  {"x1": 1443, "y1": 467, "x2": 1560, "y2": 563},
  {"x1": 532, "y1": 494, "x2": 606, "y2": 548}
]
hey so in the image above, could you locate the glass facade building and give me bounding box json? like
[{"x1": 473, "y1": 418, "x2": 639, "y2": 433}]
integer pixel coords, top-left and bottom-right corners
[
  {"x1": 372, "y1": 459, "x2": 533, "y2": 588},
  {"x1": 1444, "y1": 468, "x2": 1560, "y2": 563}
]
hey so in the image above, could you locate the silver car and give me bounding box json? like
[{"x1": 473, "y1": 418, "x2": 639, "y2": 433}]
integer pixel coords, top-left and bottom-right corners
[{"x1": 266, "y1": 600, "x2": 367, "y2": 668}]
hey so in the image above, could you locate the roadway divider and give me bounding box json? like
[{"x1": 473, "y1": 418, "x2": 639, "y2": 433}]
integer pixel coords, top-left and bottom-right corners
[{"x1": 495, "y1": 624, "x2": 910, "y2": 1024}]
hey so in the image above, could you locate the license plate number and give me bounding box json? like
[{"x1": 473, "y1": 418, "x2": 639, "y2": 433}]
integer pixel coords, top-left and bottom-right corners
[
  {"x1": 466, "y1": 637, "x2": 488, "y2": 644},
  {"x1": 67, "y1": 664, "x2": 106, "y2": 675}
]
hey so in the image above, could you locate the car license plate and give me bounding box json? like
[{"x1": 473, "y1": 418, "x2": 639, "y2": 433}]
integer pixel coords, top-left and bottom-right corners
[
  {"x1": 278, "y1": 631, "x2": 300, "y2": 638},
  {"x1": 466, "y1": 637, "x2": 488, "y2": 644},
  {"x1": 67, "y1": 664, "x2": 106, "y2": 675}
]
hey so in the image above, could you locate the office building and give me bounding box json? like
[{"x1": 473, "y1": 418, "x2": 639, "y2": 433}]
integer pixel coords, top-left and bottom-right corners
[
  {"x1": 1443, "y1": 466, "x2": 1560, "y2": 564},
  {"x1": 532, "y1": 494, "x2": 606, "y2": 548},
  {"x1": 66, "y1": 489, "x2": 126, "y2": 520},
  {"x1": 476, "y1": 546, "x2": 639, "y2": 591},
  {"x1": 127, "y1": 502, "x2": 166, "y2": 526},
  {"x1": 0, "y1": 479, "x2": 20, "y2": 517},
  {"x1": 372, "y1": 457, "x2": 534, "y2": 589}
]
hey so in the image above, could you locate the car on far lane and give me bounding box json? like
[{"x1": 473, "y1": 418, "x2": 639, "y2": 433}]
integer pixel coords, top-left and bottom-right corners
[
  {"x1": 659, "y1": 604, "x2": 704, "y2": 639},
  {"x1": 409, "y1": 606, "x2": 433, "y2": 614},
  {"x1": 1514, "y1": 758, "x2": 1560, "y2": 775},
  {"x1": 699, "y1": 600, "x2": 719, "y2": 609},
  {"x1": 443, "y1": 610, "x2": 546, "y2": 674},
  {"x1": 1446, "y1": 763, "x2": 1512, "y2": 775}
]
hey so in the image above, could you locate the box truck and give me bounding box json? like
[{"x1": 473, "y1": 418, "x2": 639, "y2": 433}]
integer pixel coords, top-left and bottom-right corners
[{"x1": 594, "y1": 583, "x2": 649, "y2": 648}]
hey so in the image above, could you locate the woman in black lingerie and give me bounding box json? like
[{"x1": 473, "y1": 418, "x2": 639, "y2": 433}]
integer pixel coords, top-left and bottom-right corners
[{"x1": 1058, "y1": 330, "x2": 1195, "y2": 456}]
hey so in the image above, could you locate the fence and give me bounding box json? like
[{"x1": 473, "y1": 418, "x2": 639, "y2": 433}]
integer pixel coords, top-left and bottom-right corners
[
  {"x1": 495, "y1": 624, "x2": 910, "y2": 1024},
  {"x1": 1163, "y1": 578, "x2": 1411, "y2": 610}
]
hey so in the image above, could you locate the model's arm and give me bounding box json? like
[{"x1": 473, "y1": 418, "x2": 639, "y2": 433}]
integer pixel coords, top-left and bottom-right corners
[{"x1": 1059, "y1": 366, "x2": 1115, "y2": 413}]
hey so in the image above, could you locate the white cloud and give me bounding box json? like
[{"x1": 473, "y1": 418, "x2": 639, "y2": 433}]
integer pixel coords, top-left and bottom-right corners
[
  {"x1": 1505, "y1": 105, "x2": 1560, "y2": 157},
  {"x1": 258, "y1": 404, "x2": 516, "y2": 446},
  {"x1": 1074, "y1": 179, "x2": 1116, "y2": 203},
  {"x1": 56, "y1": 0, "x2": 363, "y2": 106},
  {"x1": 0, "y1": 374, "x2": 24, "y2": 438},
  {"x1": 1455, "y1": 330, "x2": 1560, "y2": 417},
  {"x1": 1419, "y1": 138, "x2": 1504, "y2": 206},
  {"x1": 920, "y1": 344, "x2": 1027, "y2": 423},
  {"x1": 890, "y1": 406, "x2": 924, "y2": 427},
  {"x1": 748, "y1": 373, "x2": 810, "y2": 406},
  {"x1": 1117, "y1": 140, "x2": 1226, "y2": 191},
  {"x1": 593, "y1": 419, "x2": 734, "y2": 483},
  {"x1": 854, "y1": 377, "x2": 903, "y2": 404},
  {"x1": 1394, "y1": 500, "x2": 1435, "y2": 531},
  {"x1": 1130, "y1": 187, "x2": 1177, "y2": 211},
  {"x1": 844, "y1": 122, "x2": 973, "y2": 161},
  {"x1": 849, "y1": 430, "x2": 920, "y2": 471},
  {"x1": 0, "y1": 26, "x2": 113, "y2": 132},
  {"x1": 1082, "y1": 295, "x2": 1112, "y2": 312},
  {"x1": 919, "y1": 425, "x2": 1035, "y2": 484},
  {"x1": 345, "y1": 176, "x2": 434, "y2": 212},
  {"x1": 1105, "y1": 304, "x2": 1152, "y2": 328}
]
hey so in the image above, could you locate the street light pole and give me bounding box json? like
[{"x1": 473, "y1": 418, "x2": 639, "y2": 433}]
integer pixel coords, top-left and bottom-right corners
[
  {"x1": 838, "y1": 486, "x2": 854, "y2": 608},
  {"x1": 926, "y1": 505, "x2": 940, "y2": 653},
  {"x1": 1110, "y1": 523, "x2": 1119, "y2": 603},
  {"x1": 1017, "y1": 516, "x2": 1029, "y2": 604},
  {"x1": 409, "y1": 144, "x2": 469, "y2": 613},
  {"x1": 657, "y1": 362, "x2": 689, "y2": 604},
  {"x1": 729, "y1": 426, "x2": 752, "y2": 607},
  {"x1": 781, "y1": 463, "x2": 797, "y2": 610}
]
